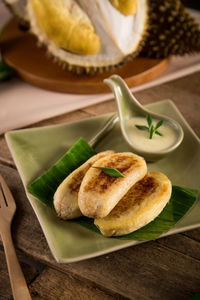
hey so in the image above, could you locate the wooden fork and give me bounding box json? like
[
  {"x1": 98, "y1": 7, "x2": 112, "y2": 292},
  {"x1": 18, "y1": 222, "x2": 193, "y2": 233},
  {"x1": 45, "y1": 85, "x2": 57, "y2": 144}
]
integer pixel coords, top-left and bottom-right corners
[{"x1": 0, "y1": 173, "x2": 32, "y2": 300}]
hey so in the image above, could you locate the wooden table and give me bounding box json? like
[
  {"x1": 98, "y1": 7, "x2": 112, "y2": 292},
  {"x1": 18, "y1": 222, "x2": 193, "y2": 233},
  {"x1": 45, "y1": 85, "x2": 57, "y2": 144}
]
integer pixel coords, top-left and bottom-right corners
[{"x1": 0, "y1": 72, "x2": 200, "y2": 300}]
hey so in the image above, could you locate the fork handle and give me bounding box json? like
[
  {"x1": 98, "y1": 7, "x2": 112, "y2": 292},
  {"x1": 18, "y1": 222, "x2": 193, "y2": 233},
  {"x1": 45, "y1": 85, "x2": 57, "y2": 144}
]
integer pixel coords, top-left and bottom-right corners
[{"x1": 1, "y1": 224, "x2": 32, "y2": 300}]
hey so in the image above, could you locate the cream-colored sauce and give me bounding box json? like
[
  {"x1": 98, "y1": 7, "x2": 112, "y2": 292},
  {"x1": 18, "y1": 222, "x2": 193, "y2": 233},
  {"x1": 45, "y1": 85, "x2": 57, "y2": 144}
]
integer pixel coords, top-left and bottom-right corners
[{"x1": 126, "y1": 117, "x2": 177, "y2": 152}]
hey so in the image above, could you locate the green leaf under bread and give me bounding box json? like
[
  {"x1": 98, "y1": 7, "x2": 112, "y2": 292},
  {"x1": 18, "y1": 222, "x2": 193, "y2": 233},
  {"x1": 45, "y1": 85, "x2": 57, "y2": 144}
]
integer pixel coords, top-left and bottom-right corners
[
  {"x1": 27, "y1": 137, "x2": 96, "y2": 208},
  {"x1": 27, "y1": 136, "x2": 199, "y2": 240},
  {"x1": 76, "y1": 186, "x2": 198, "y2": 240}
]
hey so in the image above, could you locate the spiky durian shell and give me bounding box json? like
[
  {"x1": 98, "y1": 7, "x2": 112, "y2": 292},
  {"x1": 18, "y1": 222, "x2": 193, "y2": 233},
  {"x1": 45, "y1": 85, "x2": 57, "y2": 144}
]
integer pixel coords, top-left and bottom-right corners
[
  {"x1": 25, "y1": 0, "x2": 200, "y2": 73},
  {"x1": 141, "y1": 0, "x2": 200, "y2": 58},
  {"x1": 27, "y1": 0, "x2": 149, "y2": 74},
  {"x1": 2, "y1": 0, "x2": 200, "y2": 74}
]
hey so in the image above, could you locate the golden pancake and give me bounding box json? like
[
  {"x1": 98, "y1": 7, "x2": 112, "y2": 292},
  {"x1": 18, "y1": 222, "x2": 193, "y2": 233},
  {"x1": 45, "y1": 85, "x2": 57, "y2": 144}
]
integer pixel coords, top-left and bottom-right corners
[
  {"x1": 54, "y1": 150, "x2": 114, "y2": 219},
  {"x1": 78, "y1": 152, "x2": 147, "y2": 218},
  {"x1": 95, "y1": 172, "x2": 172, "y2": 236}
]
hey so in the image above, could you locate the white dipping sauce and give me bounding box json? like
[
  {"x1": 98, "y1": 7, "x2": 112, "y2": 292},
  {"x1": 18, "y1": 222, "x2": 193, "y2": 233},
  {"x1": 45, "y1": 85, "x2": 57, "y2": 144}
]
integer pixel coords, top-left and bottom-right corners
[{"x1": 126, "y1": 117, "x2": 177, "y2": 152}]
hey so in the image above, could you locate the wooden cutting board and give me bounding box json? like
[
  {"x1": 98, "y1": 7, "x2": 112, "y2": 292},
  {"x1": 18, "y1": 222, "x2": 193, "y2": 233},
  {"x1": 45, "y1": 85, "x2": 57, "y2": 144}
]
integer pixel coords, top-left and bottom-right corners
[{"x1": 1, "y1": 19, "x2": 169, "y2": 94}]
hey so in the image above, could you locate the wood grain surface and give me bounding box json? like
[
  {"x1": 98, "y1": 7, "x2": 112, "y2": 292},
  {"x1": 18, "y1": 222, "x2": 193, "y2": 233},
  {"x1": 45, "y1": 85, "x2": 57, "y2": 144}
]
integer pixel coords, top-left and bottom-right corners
[
  {"x1": 0, "y1": 72, "x2": 200, "y2": 300},
  {"x1": 1, "y1": 19, "x2": 169, "y2": 94}
]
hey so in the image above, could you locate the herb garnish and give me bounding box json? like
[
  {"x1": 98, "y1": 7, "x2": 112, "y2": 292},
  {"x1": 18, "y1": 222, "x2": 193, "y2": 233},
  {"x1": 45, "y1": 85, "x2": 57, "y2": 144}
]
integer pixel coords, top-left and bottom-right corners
[
  {"x1": 135, "y1": 114, "x2": 163, "y2": 139},
  {"x1": 92, "y1": 167, "x2": 125, "y2": 178}
]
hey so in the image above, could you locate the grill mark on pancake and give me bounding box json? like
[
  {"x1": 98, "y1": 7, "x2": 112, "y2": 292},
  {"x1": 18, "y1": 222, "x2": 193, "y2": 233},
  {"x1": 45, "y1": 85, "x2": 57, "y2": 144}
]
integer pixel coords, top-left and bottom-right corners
[
  {"x1": 68, "y1": 167, "x2": 89, "y2": 193},
  {"x1": 109, "y1": 175, "x2": 158, "y2": 217},
  {"x1": 68, "y1": 152, "x2": 114, "y2": 194},
  {"x1": 83, "y1": 171, "x2": 119, "y2": 193},
  {"x1": 83, "y1": 156, "x2": 138, "y2": 193}
]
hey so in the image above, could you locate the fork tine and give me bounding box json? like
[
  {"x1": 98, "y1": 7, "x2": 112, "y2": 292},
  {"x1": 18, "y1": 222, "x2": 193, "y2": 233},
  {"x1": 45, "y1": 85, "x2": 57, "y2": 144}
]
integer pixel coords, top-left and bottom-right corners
[
  {"x1": 0, "y1": 173, "x2": 16, "y2": 210},
  {"x1": 0, "y1": 174, "x2": 31, "y2": 300}
]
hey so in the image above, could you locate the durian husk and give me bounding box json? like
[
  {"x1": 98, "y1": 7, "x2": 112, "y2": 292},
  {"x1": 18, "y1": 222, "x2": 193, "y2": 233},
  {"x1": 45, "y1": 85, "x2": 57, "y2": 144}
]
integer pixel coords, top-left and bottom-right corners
[
  {"x1": 27, "y1": 0, "x2": 149, "y2": 74},
  {"x1": 32, "y1": 0, "x2": 200, "y2": 74},
  {"x1": 141, "y1": 0, "x2": 200, "y2": 58},
  {"x1": 3, "y1": 0, "x2": 200, "y2": 74}
]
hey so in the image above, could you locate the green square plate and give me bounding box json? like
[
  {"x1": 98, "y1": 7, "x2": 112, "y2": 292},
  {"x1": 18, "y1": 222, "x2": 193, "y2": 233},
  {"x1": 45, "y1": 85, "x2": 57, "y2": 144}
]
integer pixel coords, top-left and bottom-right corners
[{"x1": 5, "y1": 100, "x2": 200, "y2": 263}]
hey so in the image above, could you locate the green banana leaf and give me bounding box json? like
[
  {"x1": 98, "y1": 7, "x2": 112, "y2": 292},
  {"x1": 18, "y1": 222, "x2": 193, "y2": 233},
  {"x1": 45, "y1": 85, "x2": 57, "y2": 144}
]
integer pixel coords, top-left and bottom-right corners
[
  {"x1": 28, "y1": 137, "x2": 96, "y2": 208},
  {"x1": 76, "y1": 186, "x2": 198, "y2": 240},
  {"x1": 27, "y1": 137, "x2": 198, "y2": 239}
]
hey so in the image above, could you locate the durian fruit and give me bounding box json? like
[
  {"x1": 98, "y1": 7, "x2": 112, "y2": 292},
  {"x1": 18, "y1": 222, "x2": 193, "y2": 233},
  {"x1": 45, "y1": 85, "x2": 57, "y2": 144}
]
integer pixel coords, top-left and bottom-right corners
[
  {"x1": 27, "y1": 0, "x2": 101, "y2": 56},
  {"x1": 3, "y1": 0, "x2": 200, "y2": 74},
  {"x1": 141, "y1": 0, "x2": 200, "y2": 58},
  {"x1": 109, "y1": 0, "x2": 137, "y2": 16},
  {"x1": 27, "y1": 0, "x2": 148, "y2": 73}
]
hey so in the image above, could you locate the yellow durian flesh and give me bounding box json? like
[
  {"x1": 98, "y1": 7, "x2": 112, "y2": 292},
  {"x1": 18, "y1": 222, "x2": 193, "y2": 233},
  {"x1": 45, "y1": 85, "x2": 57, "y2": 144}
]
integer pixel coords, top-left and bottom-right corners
[
  {"x1": 109, "y1": 0, "x2": 137, "y2": 16},
  {"x1": 29, "y1": 0, "x2": 101, "y2": 55},
  {"x1": 27, "y1": 0, "x2": 148, "y2": 72}
]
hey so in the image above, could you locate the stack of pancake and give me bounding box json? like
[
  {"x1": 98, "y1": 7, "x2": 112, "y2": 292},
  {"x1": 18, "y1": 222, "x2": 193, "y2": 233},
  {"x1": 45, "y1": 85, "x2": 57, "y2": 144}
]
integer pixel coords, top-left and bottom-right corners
[{"x1": 54, "y1": 151, "x2": 171, "y2": 236}]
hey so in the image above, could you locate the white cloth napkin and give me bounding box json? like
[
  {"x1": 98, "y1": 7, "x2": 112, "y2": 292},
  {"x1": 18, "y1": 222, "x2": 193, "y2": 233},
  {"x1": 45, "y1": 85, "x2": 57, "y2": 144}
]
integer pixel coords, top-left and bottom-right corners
[{"x1": 0, "y1": 3, "x2": 200, "y2": 134}]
